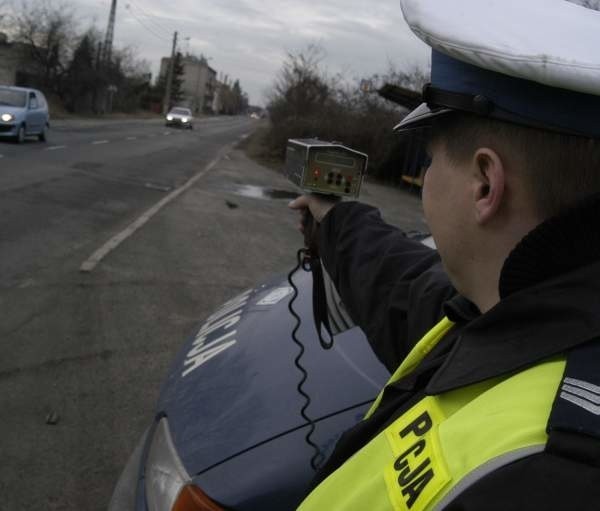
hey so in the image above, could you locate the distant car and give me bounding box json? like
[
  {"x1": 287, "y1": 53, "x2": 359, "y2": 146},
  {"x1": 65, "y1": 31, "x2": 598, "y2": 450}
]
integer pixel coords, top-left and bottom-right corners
[
  {"x1": 0, "y1": 86, "x2": 50, "y2": 143},
  {"x1": 108, "y1": 270, "x2": 390, "y2": 511},
  {"x1": 165, "y1": 107, "x2": 194, "y2": 129}
]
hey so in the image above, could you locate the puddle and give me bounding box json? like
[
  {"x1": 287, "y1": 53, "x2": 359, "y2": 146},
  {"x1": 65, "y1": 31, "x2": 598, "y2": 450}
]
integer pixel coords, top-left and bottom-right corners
[{"x1": 228, "y1": 184, "x2": 298, "y2": 201}]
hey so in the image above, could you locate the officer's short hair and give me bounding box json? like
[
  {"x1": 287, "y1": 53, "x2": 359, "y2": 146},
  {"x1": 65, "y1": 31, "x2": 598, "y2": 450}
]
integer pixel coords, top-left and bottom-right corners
[{"x1": 431, "y1": 113, "x2": 600, "y2": 219}]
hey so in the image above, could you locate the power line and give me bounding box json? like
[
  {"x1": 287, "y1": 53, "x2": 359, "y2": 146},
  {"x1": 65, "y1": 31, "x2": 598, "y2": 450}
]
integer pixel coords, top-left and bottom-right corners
[
  {"x1": 126, "y1": 2, "x2": 171, "y2": 37},
  {"x1": 127, "y1": 1, "x2": 178, "y2": 38},
  {"x1": 125, "y1": 5, "x2": 170, "y2": 41},
  {"x1": 125, "y1": 5, "x2": 171, "y2": 42}
]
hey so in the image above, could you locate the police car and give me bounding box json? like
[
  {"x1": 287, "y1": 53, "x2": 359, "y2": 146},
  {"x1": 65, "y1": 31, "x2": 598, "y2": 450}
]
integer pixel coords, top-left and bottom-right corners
[{"x1": 108, "y1": 268, "x2": 390, "y2": 511}]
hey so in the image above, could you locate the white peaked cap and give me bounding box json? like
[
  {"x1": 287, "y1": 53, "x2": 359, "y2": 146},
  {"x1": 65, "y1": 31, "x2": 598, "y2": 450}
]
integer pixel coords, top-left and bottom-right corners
[
  {"x1": 400, "y1": 0, "x2": 600, "y2": 96},
  {"x1": 395, "y1": 0, "x2": 600, "y2": 136}
]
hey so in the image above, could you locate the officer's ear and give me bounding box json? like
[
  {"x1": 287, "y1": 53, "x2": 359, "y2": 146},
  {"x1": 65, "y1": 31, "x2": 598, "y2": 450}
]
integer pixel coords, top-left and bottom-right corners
[{"x1": 471, "y1": 147, "x2": 505, "y2": 225}]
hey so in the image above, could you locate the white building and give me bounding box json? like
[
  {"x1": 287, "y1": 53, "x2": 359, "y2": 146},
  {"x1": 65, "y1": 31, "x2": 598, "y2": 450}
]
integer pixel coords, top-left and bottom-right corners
[
  {"x1": 0, "y1": 33, "x2": 35, "y2": 86},
  {"x1": 159, "y1": 54, "x2": 217, "y2": 114}
]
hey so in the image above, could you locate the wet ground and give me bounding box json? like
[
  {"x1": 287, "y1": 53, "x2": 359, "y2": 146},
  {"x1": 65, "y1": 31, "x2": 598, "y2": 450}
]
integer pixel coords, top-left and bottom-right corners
[{"x1": 226, "y1": 183, "x2": 299, "y2": 201}]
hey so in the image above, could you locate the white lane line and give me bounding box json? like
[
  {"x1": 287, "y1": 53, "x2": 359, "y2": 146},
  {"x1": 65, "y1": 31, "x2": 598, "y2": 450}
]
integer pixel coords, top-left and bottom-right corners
[
  {"x1": 92, "y1": 140, "x2": 109, "y2": 145},
  {"x1": 18, "y1": 278, "x2": 36, "y2": 289},
  {"x1": 0, "y1": 154, "x2": 4, "y2": 159},
  {"x1": 45, "y1": 145, "x2": 67, "y2": 151},
  {"x1": 163, "y1": 131, "x2": 171, "y2": 136},
  {"x1": 240, "y1": 133, "x2": 250, "y2": 140},
  {"x1": 80, "y1": 146, "x2": 231, "y2": 273},
  {"x1": 126, "y1": 136, "x2": 137, "y2": 140},
  {"x1": 144, "y1": 182, "x2": 172, "y2": 192}
]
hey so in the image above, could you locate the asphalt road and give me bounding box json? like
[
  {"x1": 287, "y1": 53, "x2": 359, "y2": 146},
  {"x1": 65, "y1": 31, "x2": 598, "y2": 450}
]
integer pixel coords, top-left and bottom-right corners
[{"x1": 0, "y1": 116, "x2": 427, "y2": 511}]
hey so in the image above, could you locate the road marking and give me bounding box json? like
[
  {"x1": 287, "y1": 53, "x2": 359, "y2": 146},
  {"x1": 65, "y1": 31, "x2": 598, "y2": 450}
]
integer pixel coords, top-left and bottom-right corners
[
  {"x1": 240, "y1": 133, "x2": 250, "y2": 140},
  {"x1": 45, "y1": 145, "x2": 67, "y2": 151},
  {"x1": 92, "y1": 140, "x2": 109, "y2": 145},
  {"x1": 164, "y1": 131, "x2": 171, "y2": 135},
  {"x1": 0, "y1": 154, "x2": 4, "y2": 159},
  {"x1": 144, "y1": 182, "x2": 172, "y2": 192},
  {"x1": 80, "y1": 146, "x2": 231, "y2": 273},
  {"x1": 126, "y1": 136, "x2": 137, "y2": 140}
]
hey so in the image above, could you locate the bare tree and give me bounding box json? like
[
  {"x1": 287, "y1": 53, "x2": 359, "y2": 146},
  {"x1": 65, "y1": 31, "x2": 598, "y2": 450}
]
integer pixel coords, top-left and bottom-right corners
[
  {"x1": 101, "y1": 45, "x2": 153, "y2": 113},
  {"x1": 360, "y1": 63, "x2": 429, "y2": 96},
  {"x1": 268, "y1": 45, "x2": 333, "y2": 123},
  {"x1": 114, "y1": 45, "x2": 151, "y2": 79},
  {"x1": 218, "y1": 79, "x2": 248, "y2": 115},
  {"x1": 9, "y1": 0, "x2": 77, "y2": 91}
]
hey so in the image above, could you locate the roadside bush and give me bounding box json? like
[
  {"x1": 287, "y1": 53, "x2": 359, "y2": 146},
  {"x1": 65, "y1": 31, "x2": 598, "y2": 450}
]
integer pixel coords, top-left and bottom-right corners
[{"x1": 264, "y1": 46, "x2": 429, "y2": 183}]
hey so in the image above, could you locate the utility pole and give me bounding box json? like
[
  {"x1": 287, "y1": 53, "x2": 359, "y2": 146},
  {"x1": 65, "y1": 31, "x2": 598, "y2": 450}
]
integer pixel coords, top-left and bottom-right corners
[
  {"x1": 100, "y1": 0, "x2": 117, "y2": 114},
  {"x1": 163, "y1": 31, "x2": 178, "y2": 114},
  {"x1": 102, "y1": 0, "x2": 117, "y2": 66},
  {"x1": 95, "y1": 42, "x2": 103, "y2": 71},
  {"x1": 92, "y1": 42, "x2": 103, "y2": 113}
]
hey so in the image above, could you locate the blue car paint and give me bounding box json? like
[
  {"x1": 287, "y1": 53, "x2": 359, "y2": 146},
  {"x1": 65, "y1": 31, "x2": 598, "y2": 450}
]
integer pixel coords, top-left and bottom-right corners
[
  {"x1": 158, "y1": 270, "x2": 388, "y2": 476},
  {"x1": 192, "y1": 406, "x2": 369, "y2": 510},
  {"x1": 127, "y1": 270, "x2": 389, "y2": 510},
  {"x1": 0, "y1": 86, "x2": 49, "y2": 140}
]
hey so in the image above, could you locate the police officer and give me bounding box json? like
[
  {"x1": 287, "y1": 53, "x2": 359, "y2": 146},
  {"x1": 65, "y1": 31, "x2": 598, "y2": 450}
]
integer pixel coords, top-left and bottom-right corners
[{"x1": 289, "y1": 0, "x2": 600, "y2": 509}]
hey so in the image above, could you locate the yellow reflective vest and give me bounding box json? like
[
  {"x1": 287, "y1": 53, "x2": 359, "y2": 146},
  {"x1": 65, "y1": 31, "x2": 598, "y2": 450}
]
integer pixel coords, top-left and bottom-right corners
[{"x1": 297, "y1": 317, "x2": 565, "y2": 511}]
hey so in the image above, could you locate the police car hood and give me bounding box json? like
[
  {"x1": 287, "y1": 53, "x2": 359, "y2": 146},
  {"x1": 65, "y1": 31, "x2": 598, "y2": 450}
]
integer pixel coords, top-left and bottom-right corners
[{"x1": 156, "y1": 270, "x2": 389, "y2": 475}]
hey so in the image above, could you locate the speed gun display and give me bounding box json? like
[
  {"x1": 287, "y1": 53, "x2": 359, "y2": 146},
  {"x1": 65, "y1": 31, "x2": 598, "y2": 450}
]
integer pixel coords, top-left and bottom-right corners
[{"x1": 284, "y1": 139, "x2": 368, "y2": 198}]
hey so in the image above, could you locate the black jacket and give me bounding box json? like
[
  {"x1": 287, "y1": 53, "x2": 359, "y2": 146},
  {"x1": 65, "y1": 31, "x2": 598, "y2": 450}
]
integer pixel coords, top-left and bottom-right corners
[{"x1": 312, "y1": 196, "x2": 600, "y2": 510}]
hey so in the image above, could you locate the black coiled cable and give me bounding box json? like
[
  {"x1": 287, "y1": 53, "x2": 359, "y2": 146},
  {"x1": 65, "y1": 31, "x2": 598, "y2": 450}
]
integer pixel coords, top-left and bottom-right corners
[{"x1": 287, "y1": 248, "x2": 325, "y2": 471}]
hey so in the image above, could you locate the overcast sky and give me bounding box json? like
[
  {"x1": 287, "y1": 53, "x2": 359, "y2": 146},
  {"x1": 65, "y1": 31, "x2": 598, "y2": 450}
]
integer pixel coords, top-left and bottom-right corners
[{"x1": 57, "y1": 0, "x2": 431, "y2": 106}]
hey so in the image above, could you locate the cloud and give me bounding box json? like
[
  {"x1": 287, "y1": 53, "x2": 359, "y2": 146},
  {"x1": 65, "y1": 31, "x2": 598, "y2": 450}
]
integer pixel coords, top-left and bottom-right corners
[{"x1": 70, "y1": 0, "x2": 430, "y2": 105}]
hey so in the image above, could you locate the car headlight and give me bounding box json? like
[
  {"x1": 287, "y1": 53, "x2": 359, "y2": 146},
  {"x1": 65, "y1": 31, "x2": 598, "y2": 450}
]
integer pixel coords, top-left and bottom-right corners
[
  {"x1": 182, "y1": 117, "x2": 189, "y2": 123},
  {"x1": 1, "y1": 113, "x2": 14, "y2": 122},
  {"x1": 145, "y1": 418, "x2": 225, "y2": 511},
  {"x1": 167, "y1": 115, "x2": 174, "y2": 121}
]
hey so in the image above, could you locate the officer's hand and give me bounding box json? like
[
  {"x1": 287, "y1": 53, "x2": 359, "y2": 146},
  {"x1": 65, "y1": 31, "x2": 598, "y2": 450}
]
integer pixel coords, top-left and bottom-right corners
[{"x1": 288, "y1": 194, "x2": 338, "y2": 232}]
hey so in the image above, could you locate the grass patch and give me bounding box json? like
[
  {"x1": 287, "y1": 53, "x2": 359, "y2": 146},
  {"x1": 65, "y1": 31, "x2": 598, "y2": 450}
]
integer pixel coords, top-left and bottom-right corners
[{"x1": 238, "y1": 122, "x2": 284, "y2": 173}]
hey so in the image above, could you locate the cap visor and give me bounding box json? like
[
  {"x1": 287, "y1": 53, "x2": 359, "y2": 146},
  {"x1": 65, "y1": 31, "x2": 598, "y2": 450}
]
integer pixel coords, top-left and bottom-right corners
[{"x1": 393, "y1": 102, "x2": 453, "y2": 132}]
